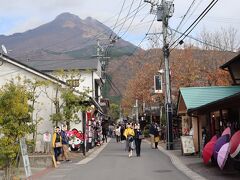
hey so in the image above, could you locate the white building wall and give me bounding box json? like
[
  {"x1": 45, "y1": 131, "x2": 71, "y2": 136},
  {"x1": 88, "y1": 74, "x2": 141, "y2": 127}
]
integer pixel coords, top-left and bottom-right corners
[
  {"x1": 47, "y1": 69, "x2": 102, "y2": 99},
  {"x1": 0, "y1": 61, "x2": 64, "y2": 151}
]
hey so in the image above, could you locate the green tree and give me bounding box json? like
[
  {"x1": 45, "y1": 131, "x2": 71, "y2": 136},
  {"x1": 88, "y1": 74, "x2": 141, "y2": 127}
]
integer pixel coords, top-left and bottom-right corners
[
  {"x1": 61, "y1": 87, "x2": 91, "y2": 128},
  {"x1": 109, "y1": 103, "x2": 120, "y2": 123},
  {"x1": 0, "y1": 81, "x2": 33, "y2": 179},
  {"x1": 24, "y1": 78, "x2": 47, "y2": 150}
]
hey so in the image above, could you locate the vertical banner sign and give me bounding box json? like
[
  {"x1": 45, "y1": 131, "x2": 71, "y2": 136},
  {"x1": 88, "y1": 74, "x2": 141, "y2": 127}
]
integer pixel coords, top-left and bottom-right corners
[
  {"x1": 86, "y1": 111, "x2": 91, "y2": 139},
  {"x1": 20, "y1": 138, "x2": 32, "y2": 178}
]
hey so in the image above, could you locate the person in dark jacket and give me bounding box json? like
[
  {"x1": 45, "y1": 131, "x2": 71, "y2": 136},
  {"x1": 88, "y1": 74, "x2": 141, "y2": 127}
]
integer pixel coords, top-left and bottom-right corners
[
  {"x1": 134, "y1": 123, "x2": 143, "y2": 157},
  {"x1": 120, "y1": 124, "x2": 126, "y2": 142},
  {"x1": 61, "y1": 125, "x2": 70, "y2": 161},
  {"x1": 102, "y1": 126, "x2": 108, "y2": 143}
]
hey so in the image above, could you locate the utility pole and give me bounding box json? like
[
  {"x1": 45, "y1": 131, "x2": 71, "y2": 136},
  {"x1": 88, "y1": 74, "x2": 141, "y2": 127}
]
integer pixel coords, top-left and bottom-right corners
[{"x1": 145, "y1": 0, "x2": 174, "y2": 150}]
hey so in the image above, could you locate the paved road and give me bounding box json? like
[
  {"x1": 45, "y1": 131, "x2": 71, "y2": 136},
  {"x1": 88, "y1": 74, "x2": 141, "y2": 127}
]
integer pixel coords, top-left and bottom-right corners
[{"x1": 39, "y1": 140, "x2": 190, "y2": 180}]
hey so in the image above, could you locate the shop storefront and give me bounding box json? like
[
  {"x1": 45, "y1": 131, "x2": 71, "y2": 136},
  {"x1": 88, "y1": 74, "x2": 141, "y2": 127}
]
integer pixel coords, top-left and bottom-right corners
[{"x1": 177, "y1": 86, "x2": 240, "y2": 153}]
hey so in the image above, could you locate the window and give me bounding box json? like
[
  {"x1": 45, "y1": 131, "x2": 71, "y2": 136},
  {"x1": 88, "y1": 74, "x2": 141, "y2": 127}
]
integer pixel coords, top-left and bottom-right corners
[{"x1": 66, "y1": 79, "x2": 79, "y2": 87}]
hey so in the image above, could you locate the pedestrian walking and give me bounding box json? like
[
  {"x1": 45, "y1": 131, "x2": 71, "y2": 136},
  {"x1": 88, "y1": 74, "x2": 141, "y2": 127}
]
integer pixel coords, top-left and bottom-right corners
[
  {"x1": 115, "y1": 125, "x2": 121, "y2": 143},
  {"x1": 52, "y1": 126, "x2": 62, "y2": 165},
  {"x1": 154, "y1": 123, "x2": 160, "y2": 149},
  {"x1": 108, "y1": 124, "x2": 114, "y2": 138},
  {"x1": 61, "y1": 125, "x2": 71, "y2": 161},
  {"x1": 120, "y1": 124, "x2": 126, "y2": 143},
  {"x1": 102, "y1": 125, "x2": 107, "y2": 143},
  {"x1": 134, "y1": 123, "x2": 143, "y2": 157},
  {"x1": 124, "y1": 123, "x2": 135, "y2": 157}
]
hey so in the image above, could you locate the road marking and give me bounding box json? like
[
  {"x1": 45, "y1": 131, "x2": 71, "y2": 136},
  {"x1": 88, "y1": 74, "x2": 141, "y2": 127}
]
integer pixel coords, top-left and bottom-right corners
[{"x1": 76, "y1": 140, "x2": 110, "y2": 165}]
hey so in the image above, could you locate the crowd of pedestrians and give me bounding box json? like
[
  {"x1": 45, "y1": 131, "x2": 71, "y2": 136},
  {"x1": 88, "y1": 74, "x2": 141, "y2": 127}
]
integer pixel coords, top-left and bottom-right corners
[
  {"x1": 113, "y1": 121, "x2": 165, "y2": 158},
  {"x1": 51, "y1": 121, "x2": 166, "y2": 163}
]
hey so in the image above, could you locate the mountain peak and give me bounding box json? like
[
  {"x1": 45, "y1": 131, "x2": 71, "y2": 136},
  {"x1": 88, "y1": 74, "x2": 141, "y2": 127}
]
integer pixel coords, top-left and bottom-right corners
[
  {"x1": 0, "y1": 12, "x2": 136, "y2": 60},
  {"x1": 54, "y1": 12, "x2": 83, "y2": 29},
  {"x1": 55, "y1": 12, "x2": 82, "y2": 22}
]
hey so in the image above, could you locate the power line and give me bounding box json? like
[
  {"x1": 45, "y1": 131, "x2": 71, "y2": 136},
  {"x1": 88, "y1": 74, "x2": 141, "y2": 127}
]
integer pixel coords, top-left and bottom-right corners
[
  {"x1": 108, "y1": 15, "x2": 157, "y2": 76},
  {"x1": 170, "y1": 0, "x2": 219, "y2": 52},
  {"x1": 105, "y1": 74, "x2": 122, "y2": 96},
  {"x1": 107, "y1": 76, "x2": 122, "y2": 96},
  {"x1": 182, "y1": 0, "x2": 219, "y2": 40},
  {"x1": 114, "y1": 0, "x2": 136, "y2": 39},
  {"x1": 169, "y1": 27, "x2": 235, "y2": 52},
  {"x1": 110, "y1": 0, "x2": 127, "y2": 39},
  {"x1": 170, "y1": 0, "x2": 218, "y2": 49},
  {"x1": 137, "y1": 14, "x2": 157, "y2": 48},
  {"x1": 66, "y1": 2, "x2": 148, "y2": 51},
  {"x1": 170, "y1": 0, "x2": 197, "y2": 43},
  {"x1": 180, "y1": 0, "x2": 204, "y2": 29},
  {"x1": 119, "y1": 0, "x2": 143, "y2": 38}
]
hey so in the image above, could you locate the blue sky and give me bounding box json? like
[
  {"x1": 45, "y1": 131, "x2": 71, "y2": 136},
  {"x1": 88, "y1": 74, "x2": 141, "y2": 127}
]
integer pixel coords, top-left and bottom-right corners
[{"x1": 0, "y1": 0, "x2": 239, "y2": 49}]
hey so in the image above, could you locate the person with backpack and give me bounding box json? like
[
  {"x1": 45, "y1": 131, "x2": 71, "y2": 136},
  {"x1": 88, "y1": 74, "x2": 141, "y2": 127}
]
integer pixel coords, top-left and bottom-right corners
[
  {"x1": 124, "y1": 123, "x2": 135, "y2": 157},
  {"x1": 61, "y1": 125, "x2": 71, "y2": 162}
]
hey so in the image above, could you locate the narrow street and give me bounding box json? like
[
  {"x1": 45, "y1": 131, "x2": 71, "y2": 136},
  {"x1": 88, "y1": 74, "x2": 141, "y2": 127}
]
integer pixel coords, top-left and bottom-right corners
[{"x1": 39, "y1": 140, "x2": 190, "y2": 180}]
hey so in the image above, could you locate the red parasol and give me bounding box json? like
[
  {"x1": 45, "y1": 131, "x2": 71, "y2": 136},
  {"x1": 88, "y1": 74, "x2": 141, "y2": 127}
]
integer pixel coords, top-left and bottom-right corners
[
  {"x1": 230, "y1": 130, "x2": 240, "y2": 158},
  {"x1": 202, "y1": 135, "x2": 218, "y2": 164},
  {"x1": 210, "y1": 135, "x2": 218, "y2": 142}
]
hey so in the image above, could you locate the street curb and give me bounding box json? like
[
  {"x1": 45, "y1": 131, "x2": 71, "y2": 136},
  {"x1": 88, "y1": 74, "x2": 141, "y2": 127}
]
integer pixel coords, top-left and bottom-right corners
[
  {"x1": 76, "y1": 138, "x2": 111, "y2": 165},
  {"x1": 144, "y1": 140, "x2": 207, "y2": 180}
]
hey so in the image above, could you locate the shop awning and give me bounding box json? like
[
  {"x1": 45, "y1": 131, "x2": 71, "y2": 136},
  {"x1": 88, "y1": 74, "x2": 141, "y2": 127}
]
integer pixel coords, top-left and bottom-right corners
[
  {"x1": 89, "y1": 97, "x2": 104, "y2": 115},
  {"x1": 177, "y1": 86, "x2": 240, "y2": 115},
  {"x1": 188, "y1": 91, "x2": 240, "y2": 114}
]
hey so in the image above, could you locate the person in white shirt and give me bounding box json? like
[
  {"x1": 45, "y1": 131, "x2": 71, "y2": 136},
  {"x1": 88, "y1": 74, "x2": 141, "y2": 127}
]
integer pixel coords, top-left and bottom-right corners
[
  {"x1": 43, "y1": 131, "x2": 51, "y2": 154},
  {"x1": 115, "y1": 125, "x2": 121, "y2": 143}
]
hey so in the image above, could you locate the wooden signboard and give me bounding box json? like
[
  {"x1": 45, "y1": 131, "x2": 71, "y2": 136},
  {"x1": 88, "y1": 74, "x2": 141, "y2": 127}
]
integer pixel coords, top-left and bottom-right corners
[{"x1": 180, "y1": 136, "x2": 195, "y2": 155}]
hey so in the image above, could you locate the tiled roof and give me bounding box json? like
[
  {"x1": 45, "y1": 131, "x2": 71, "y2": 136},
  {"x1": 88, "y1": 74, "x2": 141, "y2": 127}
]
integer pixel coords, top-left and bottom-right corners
[
  {"x1": 220, "y1": 53, "x2": 240, "y2": 69},
  {"x1": 21, "y1": 59, "x2": 99, "y2": 72}
]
